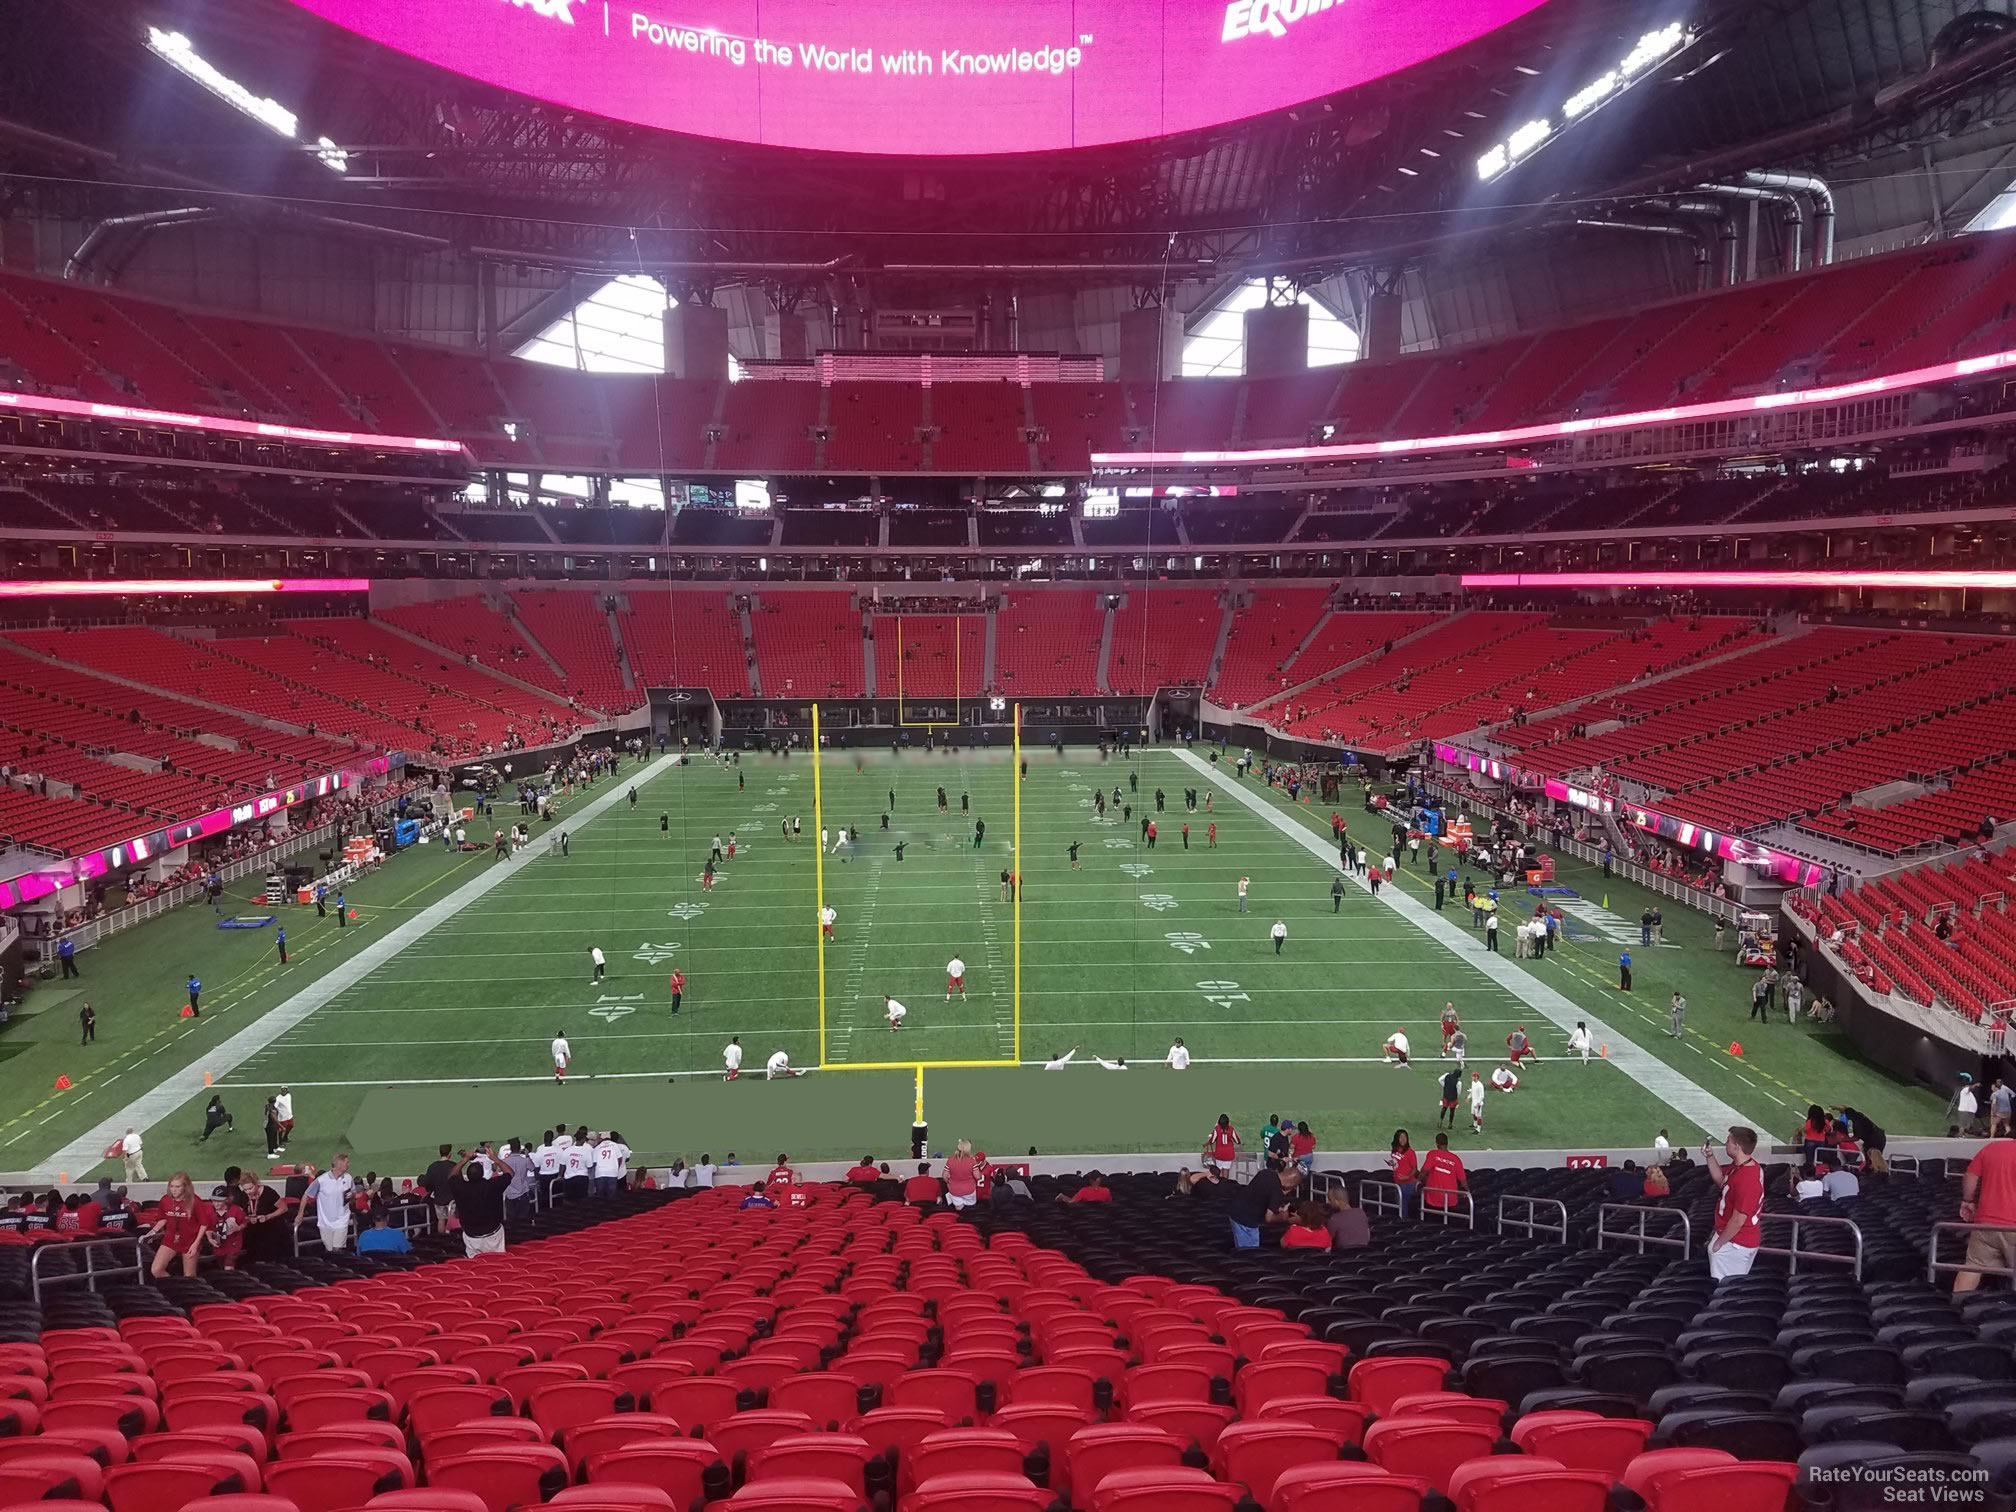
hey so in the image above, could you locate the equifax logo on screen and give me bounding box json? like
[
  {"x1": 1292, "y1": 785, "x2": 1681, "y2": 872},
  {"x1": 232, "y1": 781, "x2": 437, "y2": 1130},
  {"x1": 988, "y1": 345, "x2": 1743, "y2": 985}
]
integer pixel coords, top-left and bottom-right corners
[
  {"x1": 504, "y1": 0, "x2": 578, "y2": 23},
  {"x1": 1223, "y1": 0, "x2": 1343, "y2": 42}
]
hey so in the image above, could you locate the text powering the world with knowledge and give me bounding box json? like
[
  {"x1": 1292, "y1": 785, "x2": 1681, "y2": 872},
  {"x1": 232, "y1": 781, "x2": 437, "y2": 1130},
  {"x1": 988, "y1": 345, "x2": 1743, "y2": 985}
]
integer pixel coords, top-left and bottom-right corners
[{"x1": 286, "y1": 0, "x2": 1550, "y2": 156}]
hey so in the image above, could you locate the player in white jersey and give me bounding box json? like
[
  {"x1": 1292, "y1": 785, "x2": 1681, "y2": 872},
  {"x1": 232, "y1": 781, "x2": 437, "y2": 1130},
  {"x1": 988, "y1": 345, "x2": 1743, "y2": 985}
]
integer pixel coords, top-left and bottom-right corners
[
  {"x1": 767, "y1": 1049, "x2": 799, "y2": 1079},
  {"x1": 551, "y1": 1031, "x2": 571, "y2": 1083},
  {"x1": 885, "y1": 996, "x2": 907, "y2": 1031},
  {"x1": 1469, "y1": 1072, "x2": 1487, "y2": 1133},
  {"x1": 820, "y1": 905, "x2": 837, "y2": 941},
  {"x1": 1166, "y1": 1037, "x2": 1191, "y2": 1070},
  {"x1": 945, "y1": 956, "x2": 966, "y2": 1001},
  {"x1": 1568, "y1": 1021, "x2": 1593, "y2": 1065},
  {"x1": 1384, "y1": 1029, "x2": 1410, "y2": 1066},
  {"x1": 723, "y1": 1036, "x2": 743, "y2": 1081}
]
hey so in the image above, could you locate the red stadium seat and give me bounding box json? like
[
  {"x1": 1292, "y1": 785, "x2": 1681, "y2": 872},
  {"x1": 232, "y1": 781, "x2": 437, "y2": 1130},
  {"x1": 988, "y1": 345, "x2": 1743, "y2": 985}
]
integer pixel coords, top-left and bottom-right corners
[
  {"x1": 904, "y1": 1429, "x2": 1028, "y2": 1491},
  {"x1": 1350, "y1": 1358, "x2": 1451, "y2": 1414},
  {"x1": 1063, "y1": 1424, "x2": 1185, "y2": 1500},
  {"x1": 709, "y1": 1409, "x2": 816, "y2": 1461},
  {"x1": 1122, "y1": 1401, "x2": 1236, "y2": 1452},
  {"x1": 747, "y1": 1434, "x2": 871, "y2": 1494},
  {"x1": 557, "y1": 1414, "x2": 684, "y2": 1474},
  {"x1": 1387, "y1": 1392, "x2": 1509, "y2": 1429},
  {"x1": 770, "y1": 1373, "x2": 864, "y2": 1426},
  {"x1": 1510, "y1": 1415, "x2": 1654, "y2": 1475},
  {"x1": 1362, "y1": 1419, "x2": 1499, "y2": 1493},
  {"x1": 1273, "y1": 1462, "x2": 1435, "y2": 1512},
  {"x1": 1448, "y1": 1458, "x2": 1612, "y2": 1512},
  {"x1": 105, "y1": 1459, "x2": 245, "y2": 1512},
  {"x1": 1087, "y1": 1466, "x2": 1242, "y2": 1512},
  {"x1": 1214, "y1": 1420, "x2": 1344, "y2": 1502},
  {"x1": 1641, "y1": 1462, "x2": 1799, "y2": 1512},
  {"x1": 0, "y1": 1450, "x2": 105, "y2": 1503},
  {"x1": 1252, "y1": 1396, "x2": 1373, "y2": 1445},
  {"x1": 269, "y1": 1453, "x2": 414, "y2": 1512},
  {"x1": 427, "y1": 1446, "x2": 570, "y2": 1512},
  {"x1": 586, "y1": 1441, "x2": 725, "y2": 1505},
  {"x1": 902, "y1": 1471, "x2": 1051, "y2": 1512}
]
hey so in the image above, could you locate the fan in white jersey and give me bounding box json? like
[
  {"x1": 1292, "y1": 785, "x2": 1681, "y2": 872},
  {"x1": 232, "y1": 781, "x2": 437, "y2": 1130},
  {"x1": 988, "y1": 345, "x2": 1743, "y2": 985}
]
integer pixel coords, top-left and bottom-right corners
[
  {"x1": 767, "y1": 1049, "x2": 800, "y2": 1079},
  {"x1": 1166, "y1": 1037, "x2": 1191, "y2": 1070},
  {"x1": 1469, "y1": 1072, "x2": 1487, "y2": 1132},
  {"x1": 945, "y1": 956, "x2": 966, "y2": 1001},
  {"x1": 550, "y1": 1031, "x2": 571, "y2": 1084},
  {"x1": 723, "y1": 1036, "x2": 744, "y2": 1081},
  {"x1": 885, "y1": 996, "x2": 907, "y2": 1032},
  {"x1": 1568, "y1": 1021, "x2": 1593, "y2": 1065}
]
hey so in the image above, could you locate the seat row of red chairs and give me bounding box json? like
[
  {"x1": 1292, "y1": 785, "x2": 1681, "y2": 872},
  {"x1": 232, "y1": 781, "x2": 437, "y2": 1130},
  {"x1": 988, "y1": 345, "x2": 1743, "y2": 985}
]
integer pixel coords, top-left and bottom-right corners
[{"x1": 0, "y1": 1186, "x2": 1809, "y2": 1512}]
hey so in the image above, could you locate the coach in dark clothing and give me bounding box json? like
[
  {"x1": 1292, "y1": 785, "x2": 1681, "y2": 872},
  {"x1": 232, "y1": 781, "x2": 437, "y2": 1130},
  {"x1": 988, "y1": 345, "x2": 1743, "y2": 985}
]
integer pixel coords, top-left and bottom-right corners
[{"x1": 450, "y1": 1151, "x2": 513, "y2": 1256}]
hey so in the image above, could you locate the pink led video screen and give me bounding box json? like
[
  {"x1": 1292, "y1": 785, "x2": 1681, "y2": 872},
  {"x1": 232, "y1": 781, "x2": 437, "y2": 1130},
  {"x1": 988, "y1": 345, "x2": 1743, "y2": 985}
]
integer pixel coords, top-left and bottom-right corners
[{"x1": 286, "y1": 0, "x2": 1548, "y2": 157}]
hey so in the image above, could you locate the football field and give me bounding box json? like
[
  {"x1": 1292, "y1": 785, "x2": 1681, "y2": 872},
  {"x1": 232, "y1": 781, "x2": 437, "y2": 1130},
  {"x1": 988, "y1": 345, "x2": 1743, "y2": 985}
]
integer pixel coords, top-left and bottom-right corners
[{"x1": 0, "y1": 745, "x2": 1948, "y2": 1181}]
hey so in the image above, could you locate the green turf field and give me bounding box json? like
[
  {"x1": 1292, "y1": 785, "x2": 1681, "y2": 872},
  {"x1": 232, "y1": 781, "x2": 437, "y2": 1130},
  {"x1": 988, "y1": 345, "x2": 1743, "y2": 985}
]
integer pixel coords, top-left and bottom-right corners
[{"x1": 0, "y1": 744, "x2": 1948, "y2": 1182}]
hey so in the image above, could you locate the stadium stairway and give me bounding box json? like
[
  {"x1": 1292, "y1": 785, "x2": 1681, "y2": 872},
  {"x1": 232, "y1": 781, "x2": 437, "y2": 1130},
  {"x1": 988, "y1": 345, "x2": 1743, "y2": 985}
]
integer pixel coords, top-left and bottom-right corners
[{"x1": 4, "y1": 1167, "x2": 2015, "y2": 1512}]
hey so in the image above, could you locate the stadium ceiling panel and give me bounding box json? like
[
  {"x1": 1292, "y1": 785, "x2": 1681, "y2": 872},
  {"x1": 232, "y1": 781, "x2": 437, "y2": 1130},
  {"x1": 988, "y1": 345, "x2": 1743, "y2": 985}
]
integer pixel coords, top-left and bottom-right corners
[{"x1": 2, "y1": 0, "x2": 2013, "y2": 290}]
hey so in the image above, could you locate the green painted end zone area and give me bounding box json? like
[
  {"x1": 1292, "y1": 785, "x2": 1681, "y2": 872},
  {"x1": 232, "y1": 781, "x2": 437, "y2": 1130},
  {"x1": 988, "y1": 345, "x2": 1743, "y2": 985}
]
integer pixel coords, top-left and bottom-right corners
[{"x1": 0, "y1": 748, "x2": 1946, "y2": 1181}]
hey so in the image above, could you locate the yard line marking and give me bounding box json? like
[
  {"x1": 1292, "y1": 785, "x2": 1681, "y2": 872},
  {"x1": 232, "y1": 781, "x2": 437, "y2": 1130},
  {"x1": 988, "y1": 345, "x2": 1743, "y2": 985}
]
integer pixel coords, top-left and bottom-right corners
[
  {"x1": 212, "y1": 1054, "x2": 1622, "y2": 1090},
  {"x1": 258, "y1": 1016, "x2": 1547, "y2": 1049},
  {"x1": 1169, "y1": 750, "x2": 1769, "y2": 1136},
  {"x1": 27, "y1": 754, "x2": 686, "y2": 1183},
  {"x1": 831, "y1": 859, "x2": 882, "y2": 1061}
]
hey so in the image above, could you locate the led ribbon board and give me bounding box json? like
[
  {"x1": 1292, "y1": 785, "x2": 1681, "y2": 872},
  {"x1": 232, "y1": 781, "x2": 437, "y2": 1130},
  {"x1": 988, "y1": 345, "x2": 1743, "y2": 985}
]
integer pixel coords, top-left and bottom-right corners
[{"x1": 284, "y1": 0, "x2": 1549, "y2": 157}]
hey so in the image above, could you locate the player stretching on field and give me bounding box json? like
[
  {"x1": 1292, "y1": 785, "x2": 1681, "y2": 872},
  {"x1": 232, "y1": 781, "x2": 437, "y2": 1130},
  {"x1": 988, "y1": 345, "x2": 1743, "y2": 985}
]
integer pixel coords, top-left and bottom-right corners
[
  {"x1": 1440, "y1": 1002, "x2": 1460, "y2": 1054},
  {"x1": 551, "y1": 1030, "x2": 571, "y2": 1085},
  {"x1": 945, "y1": 955, "x2": 967, "y2": 1001},
  {"x1": 723, "y1": 1036, "x2": 743, "y2": 1080},
  {"x1": 885, "y1": 996, "x2": 907, "y2": 1032},
  {"x1": 1068, "y1": 841, "x2": 1081, "y2": 870}
]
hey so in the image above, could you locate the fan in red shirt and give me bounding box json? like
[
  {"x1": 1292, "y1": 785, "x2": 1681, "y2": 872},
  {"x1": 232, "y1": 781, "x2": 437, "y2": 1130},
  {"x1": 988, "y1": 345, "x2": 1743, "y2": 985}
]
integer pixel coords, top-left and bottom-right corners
[
  {"x1": 1420, "y1": 1133, "x2": 1468, "y2": 1211},
  {"x1": 1207, "y1": 1115, "x2": 1241, "y2": 1174},
  {"x1": 1069, "y1": 1173, "x2": 1112, "y2": 1202},
  {"x1": 1281, "y1": 1202, "x2": 1333, "y2": 1249},
  {"x1": 1706, "y1": 1125, "x2": 1765, "y2": 1282},
  {"x1": 903, "y1": 1163, "x2": 944, "y2": 1204},
  {"x1": 944, "y1": 1140, "x2": 981, "y2": 1209},
  {"x1": 145, "y1": 1173, "x2": 215, "y2": 1279},
  {"x1": 1289, "y1": 1122, "x2": 1317, "y2": 1172},
  {"x1": 973, "y1": 1149, "x2": 993, "y2": 1189},
  {"x1": 766, "y1": 1153, "x2": 799, "y2": 1189},
  {"x1": 1959, "y1": 1134, "x2": 2016, "y2": 1292},
  {"x1": 845, "y1": 1156, "x2": 881, "y2": 1185}
]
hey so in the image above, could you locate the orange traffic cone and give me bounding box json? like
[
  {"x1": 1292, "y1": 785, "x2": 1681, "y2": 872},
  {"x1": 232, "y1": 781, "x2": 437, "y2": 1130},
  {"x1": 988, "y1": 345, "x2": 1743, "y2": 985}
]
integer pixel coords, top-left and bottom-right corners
[
  {"x1": 53, "y1": 1074, "x2": 71, "y2": 1090},
  {"x1": 1600, "y1": 1043, "x2": 1610, "y2": 1058},
  {"x1": 203, "y1": 1071, "x2": 213, "y2": 1086},
  {"x1": 1728, "y1": 1041, "x2": 1744, "y2": 1057},
  {"x1": 347, "y1": 908, "x2": 359, "y2": 921},
  {"x1": 180, "y1": 1004, "x2": 195, "y2": 1018}
]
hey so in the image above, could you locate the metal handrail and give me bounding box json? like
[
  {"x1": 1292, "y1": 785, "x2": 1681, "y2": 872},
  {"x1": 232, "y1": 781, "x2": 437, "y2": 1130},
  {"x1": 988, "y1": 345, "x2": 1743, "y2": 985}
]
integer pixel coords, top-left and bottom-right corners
[
  {"x1": 1420, "y1": 1188, "x2": 1476, "y2": 1228},
  {"x1": 1359, "y1": 1178, "x2": 1405, "y2": 1219},
  {"x1": 1928, "y1": 1221, "x2": 2016, "y2": 1284},
  {"x1": 1597, "y1": 1202, "x2": 1692, "y2": 1258},
  {"x1": 1758, "y1": 1211, "x2": 1864, "y2": 1278},
  {"x1": 1498, "y1": 1194, "x2": 1570, "y2": 1243},
  {"x1": 29, "y1": 1236, "x2": 144, "y2": 1302}
]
